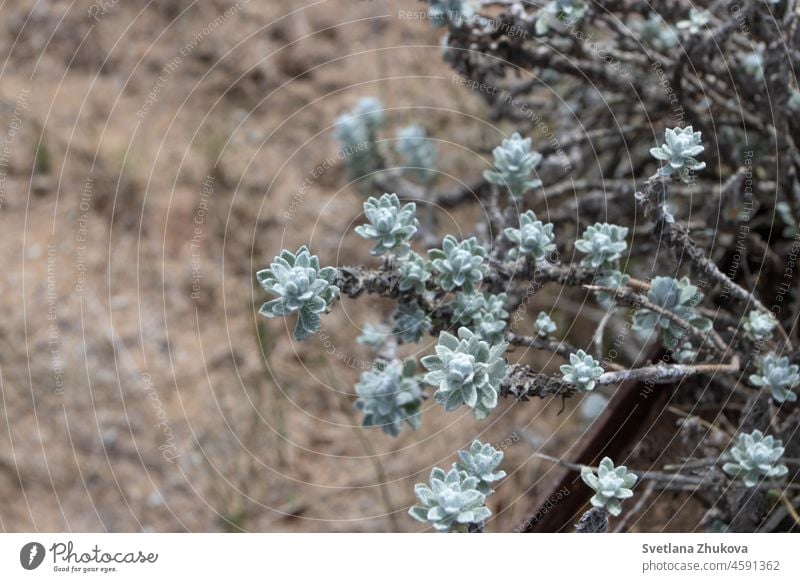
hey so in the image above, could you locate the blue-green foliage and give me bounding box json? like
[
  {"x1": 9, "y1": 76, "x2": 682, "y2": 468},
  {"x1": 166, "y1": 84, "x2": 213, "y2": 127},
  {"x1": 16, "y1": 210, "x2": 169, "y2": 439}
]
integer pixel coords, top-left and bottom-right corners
[
  {"x1": 749, "y1": 353, "x2": 799, "y2": 403},
  {"x1": 722, "y1": 430, "x2": 789, "y2": 487},
  {"x1": 560, "y1": 349, "x2": 604, "y2": 391},
  {"x1": 455, "y1": 440, "x2": 506, "y2": 495},
  {"x1": 408, "y1": 467, "x2": 491, "y2": 531},
  {"x1": 534, "y1": 311, "x2": 557, "y2": 337},
  {"x1": 650, "y1": 126, "x2": 706, "y2": 183},
  {"x1": 581, "y1": 457, "x2": 637, "y2": 516},
  {"x1": 427, "y1": 0, "x2": 475, "y2": 28},
  {"x1": 429, "y1": 235, "x2": 488, "y2": 292},
  {"x1": 395, "y1": 124, "x2": 437, "y2": 184},
  {"x1": 393, "y1": 302, "x2": 433, "y2": 343},
  {"x1": 535, "y1": 0, "x2": 588, "y2": 35},
  {"x1": 355, "y1": 193, "x2": 419, "y2": 256},
  {"x1": 451, "y1": 291, "x2": 509, "y2": 343},
  {"x1": 398, "y1": 251, "x2": 432, "y2": 294},
  {"x1": 504, "y1": 210, "x2": 556, "y2": 260},
  {"x1": 355, "y1": 358, "x2": 424, "y2": 436},
  {"x1": 633, "y1": 276, "x2": 711, "y2": 349},
  {"x1": 421, "y1": 327, "x2": 507, "y2": 420},
  {"x1": 483, "y1": 133, "x2": 542, "y2": 199},
  {"x1": 335, "y1": 97, "x2": 385, "y2": 181},
  {"x1": 575, "y1": 223, "x2": 628, "y2": 269},
  {"x1": 257, "y1": 246, "x2": 339, "y2": 340},
  {"x1": 743, "y1": 310, "x2": 777, "y2": 342}
]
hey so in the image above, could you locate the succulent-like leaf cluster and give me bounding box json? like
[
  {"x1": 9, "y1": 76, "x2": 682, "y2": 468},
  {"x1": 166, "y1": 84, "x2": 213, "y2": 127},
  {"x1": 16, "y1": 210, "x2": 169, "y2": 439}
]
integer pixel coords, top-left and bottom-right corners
[
  {"x1": 633, "y1": 276, "x2": 712, "y2": 349},
  {"x1": 429, "y1": 235, "x2": 488, "y2": 291},
  {"x1": 535, "y1": 0, "x2": 588, "y2": 35},
  {"x1": 575, "y1": 223, "x2": 628, "y2": 269},
  {"x1": 560, "y1": 349, "x2": 604, "y2": 391},
  {"x1": 357, "y1": 322, "x2": 390, "y2": 350},
  {"x1": 408, "y1": 466, "x2": 491, "y2": 531},
  {"x1": 257, "y1": 246, "x2": 339, "y2": 340},
  {"x1": 581, "y1": 457, "x2": 637, "y2": 516},
  {"x1": 650, "y1": 126, "x2": 706, "y2": 183},
  {"x1": 534, "y1": 311, "x2": 557, "y2": 337},
  {"x1": 335, "y1": 97, "x2": 385, "y2": 181},
  {"x1": 451, "y1": 292, "x2": 509, "y2": 343},
  {"x1": 355, "y1": 193, "x2": 419, "y2": 256},
  {"x1": 398, "y1": 251, "x2": 432, "y2": 294},
  {"x1": 722, "y1": 430, "x2": 789, "y2": 487},
  {"x1": 421, "y1": 327, "x2": 507, "y2": 420},
  {"x1": 355, "y1": 358, "x2": 424, "y2": 436},
  {"x1": 483, "y1": 133, "x2": 542, "y2": 199},
  {"x1": 749, "y1": 353, "x2": 799, "y2": 403},
  {"x1": 393, "y1": 302, "x2": 433, "y2": 343},
  {"x1": 504, "y1": 210, "x2": 556, "y2": 260},
  {"x1": 743, "y1": 310, "x2": 777, "y2": 342},
  {"x1": 455, "y1": 440, "x2": 507, "y2": 495},
  {"x1": 395, "y1": 124, "x2": 437, "y2": 184}
]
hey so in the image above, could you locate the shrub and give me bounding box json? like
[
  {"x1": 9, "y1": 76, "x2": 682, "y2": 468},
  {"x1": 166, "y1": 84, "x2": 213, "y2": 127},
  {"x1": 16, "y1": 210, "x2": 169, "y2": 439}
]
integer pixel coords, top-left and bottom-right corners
[{"x1": 258, "y1": 0, "x2": 800, "y2": 533}]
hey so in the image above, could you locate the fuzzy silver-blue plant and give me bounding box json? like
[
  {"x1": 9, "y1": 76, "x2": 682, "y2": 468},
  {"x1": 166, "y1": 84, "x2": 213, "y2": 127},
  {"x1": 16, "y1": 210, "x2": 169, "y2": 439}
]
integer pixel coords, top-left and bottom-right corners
[
  {"x1": 560, "y1": 349, "x2": 604, "y2": 391},
  {"x1": 408, "y1": 466, "x2": 491, "y2": 531},
  {"x1": 335, "y1": 97, "x2": 385, "y2": 181},
  {"x1": 398, "y1": 251, "x2": 432, "y2": 294},
  {"x1": 749, "y1": 353, "x2": 799, "y2": 403},
  {"x1": 421, "y1": 327, "x2": 507, "y2": 420},
  {"x1": 635, "y1": 13, "x2": 678, "y2": 52},
  {"x1": 722, "y1": 430, "x2": 789, "y2": 487},
  {"x1": 483, "y1": 133, "x2": 542, "y2": 199},
  {"x1": 427, "y1": 0, "x2": 475, "y2": 28},
  {"x1": 575, "y1": 223, "x2": 628, "y2": 270},
  {"x1": 357, "y1": 322, "x2": 390, "y2": 350},
  {"x1": 504, "y1": 210, "x2": 556, "y2": 260},
  {"x1": 535, "y1": 0, "x2": 588, "y2": 35},
  {"x1": 355, "y1": 358, "x2": 424, "y2": 436},
  {"x1": 650, "y1": 126, "x2": 706, "y2": 183},
  {"x1": 534, "y1": 311, "x2": 558, "y2": 337},
  {"x1": 395, "y1": 124, "x2": 437, "y2": 184},
  {"x1": 393, "y1": 302, "x2": 433, "y2": 343},
  {"x1": 581, "y1": 457, "x2": 637, "y2": 516},
  {"x1": 743, "y1": 310, "x2": 777, "y2": 342},
  {"x1": 257, "y1": 246, "x2": 339, "y2": 341},
  {"x1": 632, "y1": 276, "x2": 712, "y2": 349},
  {"x1": 455, "y1": 440, "x2": 506, "y2": 494},
  {"x1": 355, "y1": 193, "x2": 418, "y2": 256},
  {"x1": 594, "y1": 270, "x2": 630, "y2": 308},
  {"x1": 676, "y1": 9, "x2": 710, "y2": 35},
  {"x1": 429, "y1": 235, "x2": 488, "y2": 291},
  {"x1": 451, "y1": 291, "x2": 508, "y2": 344}
]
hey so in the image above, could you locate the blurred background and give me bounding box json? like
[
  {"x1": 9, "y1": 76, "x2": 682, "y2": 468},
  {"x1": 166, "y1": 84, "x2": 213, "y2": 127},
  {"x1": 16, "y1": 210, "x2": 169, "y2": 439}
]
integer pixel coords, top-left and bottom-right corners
[{"x1": 0, "y1": 0, "x2": 674, "y2": 532}]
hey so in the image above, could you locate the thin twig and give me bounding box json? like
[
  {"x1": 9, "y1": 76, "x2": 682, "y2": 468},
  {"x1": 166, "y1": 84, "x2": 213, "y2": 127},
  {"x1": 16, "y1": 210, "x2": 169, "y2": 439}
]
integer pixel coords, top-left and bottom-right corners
[{"x1": 584, "y1": 284, "x2": 729, "y2": 354}]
